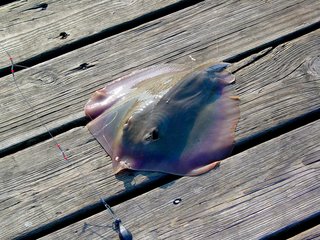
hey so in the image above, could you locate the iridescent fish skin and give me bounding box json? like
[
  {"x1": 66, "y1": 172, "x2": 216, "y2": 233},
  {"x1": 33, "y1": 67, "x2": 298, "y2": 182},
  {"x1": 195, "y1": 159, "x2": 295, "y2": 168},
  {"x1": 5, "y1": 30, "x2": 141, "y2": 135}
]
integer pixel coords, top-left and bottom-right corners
[{"x1": 85, "y1": 63, "x2": 239, "y2": 176}]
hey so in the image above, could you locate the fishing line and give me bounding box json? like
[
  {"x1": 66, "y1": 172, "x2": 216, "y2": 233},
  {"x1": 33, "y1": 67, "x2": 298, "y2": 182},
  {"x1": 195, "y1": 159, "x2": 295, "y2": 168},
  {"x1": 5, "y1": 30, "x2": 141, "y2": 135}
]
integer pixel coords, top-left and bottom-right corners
[
  {"x1": 84, "y1": 110, "x2": 132, "y2": 239},
  {"x1": 1, "y1": 43, "x2": 132, "y2": 239},
  {"x1": 0, "y1": 43, "x2": 68, "y2": 239},
  {"x1": 0, "y1": 43, "x2": 68, "y2": 161},
  {"x1": 101, "y1": 198, "x2": 133, "y2": 240}
]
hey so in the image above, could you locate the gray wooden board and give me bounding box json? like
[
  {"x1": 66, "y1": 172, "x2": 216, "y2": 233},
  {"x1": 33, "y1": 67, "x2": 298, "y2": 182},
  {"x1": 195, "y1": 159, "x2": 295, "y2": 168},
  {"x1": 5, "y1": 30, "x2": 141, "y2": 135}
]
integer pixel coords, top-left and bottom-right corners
[
  {"x1": 0, "y1": 126, "x2": 151, "y2": 239},
  {"x1": 1, "y1": 0, "x2": 320, "y2": 151},
  {"x1": 48, "y1": 120, "x2": 320, "y2": 240},
  {"x1": 1, "y1": 29, "x2": 320, "y2": 238},
  {"x1": 289, "y1": 224, "x2": 320, "y2": 240},
  {"x1": 0, "y1": 0, "x2": 178, "y2": 67}
]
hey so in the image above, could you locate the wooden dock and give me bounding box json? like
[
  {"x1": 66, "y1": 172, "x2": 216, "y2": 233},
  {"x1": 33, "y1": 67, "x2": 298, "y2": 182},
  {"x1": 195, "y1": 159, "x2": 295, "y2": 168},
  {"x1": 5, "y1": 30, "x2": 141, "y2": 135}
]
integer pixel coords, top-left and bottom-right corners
[{"x1": 0, "y1": 0, "x2": 319, "y2": 239}]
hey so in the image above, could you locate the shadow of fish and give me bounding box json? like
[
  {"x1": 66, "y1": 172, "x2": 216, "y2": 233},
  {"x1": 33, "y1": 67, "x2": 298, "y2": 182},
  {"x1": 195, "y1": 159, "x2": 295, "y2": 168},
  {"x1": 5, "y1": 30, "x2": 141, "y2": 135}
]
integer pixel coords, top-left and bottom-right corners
[{"x1": 85, "y1": 63, "x2": 240, "y2": 176}]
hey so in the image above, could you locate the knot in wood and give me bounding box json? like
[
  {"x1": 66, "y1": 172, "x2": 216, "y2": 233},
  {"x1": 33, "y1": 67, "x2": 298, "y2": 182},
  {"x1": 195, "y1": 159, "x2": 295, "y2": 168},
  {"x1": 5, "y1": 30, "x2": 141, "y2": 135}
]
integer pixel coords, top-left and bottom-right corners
[{"x1": 306, "y1": 56, "x2": 320, "y2": 77}]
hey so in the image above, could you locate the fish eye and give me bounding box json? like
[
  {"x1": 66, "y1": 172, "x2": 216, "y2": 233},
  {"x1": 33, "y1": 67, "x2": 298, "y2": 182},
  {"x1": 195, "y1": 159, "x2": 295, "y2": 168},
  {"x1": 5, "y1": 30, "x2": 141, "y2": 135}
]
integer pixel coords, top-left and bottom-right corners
[{"x1": 144, "y1": 128, "x2": 159, "y2": 142}]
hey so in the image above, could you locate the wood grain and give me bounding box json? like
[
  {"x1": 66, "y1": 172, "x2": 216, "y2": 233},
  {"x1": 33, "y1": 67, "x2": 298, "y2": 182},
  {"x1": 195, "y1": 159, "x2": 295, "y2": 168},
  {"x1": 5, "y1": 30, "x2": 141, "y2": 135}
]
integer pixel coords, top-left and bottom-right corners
[
  {"x1": 1, "y1": 0, "x2": 320, "y2": 151},
  {"x1": 0, "y1": 126, "x2": 160, "y2": 239},
  {"x1": 48, "y1": 120, "x2": 320, "y2": 240},
  {"x1": 0, "y1": 0, "x2": 178, "y2": 67},
  {"x1": 1, "y1": 29, "x2": 319, "y2": 238},
  {"x1": 289, "y1": 224, "x2": 320, "y2": 240}
]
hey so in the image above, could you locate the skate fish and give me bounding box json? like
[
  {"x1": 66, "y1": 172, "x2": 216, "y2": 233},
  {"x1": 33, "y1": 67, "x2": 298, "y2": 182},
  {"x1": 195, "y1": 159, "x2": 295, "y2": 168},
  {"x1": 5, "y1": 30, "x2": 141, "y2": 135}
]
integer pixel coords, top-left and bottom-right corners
[{"x1": 85, "y1": 63, "x2": 239, "y2": 176}]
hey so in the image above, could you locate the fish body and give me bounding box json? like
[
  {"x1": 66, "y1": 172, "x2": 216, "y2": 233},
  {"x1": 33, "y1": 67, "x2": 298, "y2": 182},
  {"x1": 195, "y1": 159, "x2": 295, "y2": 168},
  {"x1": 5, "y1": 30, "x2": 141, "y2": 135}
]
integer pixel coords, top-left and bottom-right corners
[{"x1": 85, "y1": 63, "x2": 239, "y2": 176}]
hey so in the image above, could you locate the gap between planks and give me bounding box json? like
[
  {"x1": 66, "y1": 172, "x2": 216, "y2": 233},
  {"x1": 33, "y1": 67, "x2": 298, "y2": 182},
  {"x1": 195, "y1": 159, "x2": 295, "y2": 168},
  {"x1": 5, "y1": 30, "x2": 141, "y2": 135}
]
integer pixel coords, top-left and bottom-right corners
[
  {"x1": 262, "y1": 211, "x2": 320, "y2": 239},
  {"x1": 45, "y1": 118, "x2": 320, "y2": 239},
  {"x1": 0, "y1": 0, "x2": 182, "y2": 65},
  {"x1": 1, "y1": 27, "x2": 320, "y2": 239},
  {"x1": 0, "y1": 0, "x2": 320, "y2": 153},
  {"x1": 0, "y1": 0, "x2": 201, "y2": 76},
  {"x1": 289, "y1": 224, "x2": 320, "y2": 240}
]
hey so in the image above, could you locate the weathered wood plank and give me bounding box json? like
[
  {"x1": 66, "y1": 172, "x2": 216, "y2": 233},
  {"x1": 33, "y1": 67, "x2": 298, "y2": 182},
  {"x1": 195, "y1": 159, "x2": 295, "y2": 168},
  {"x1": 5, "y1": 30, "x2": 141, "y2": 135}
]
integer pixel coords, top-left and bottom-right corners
[
  {"x1": 1, "y1": 0, "x2": 320, "y2": 151},
  {"x1": 0, "y1": 126, "x2": 138, "y2": 239},
  {"x1": 289, "y1": 225, "x2": 320, "y2": 240},
  {"x1": 1, "y1": 29, "x2": 319, "y2": 238},
  {"x1": 0, "y1": 0, "x2": 179, "y2": 67},
  {"x1": 50, "y1": 120, "x2": 320, "y2": 240}
]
